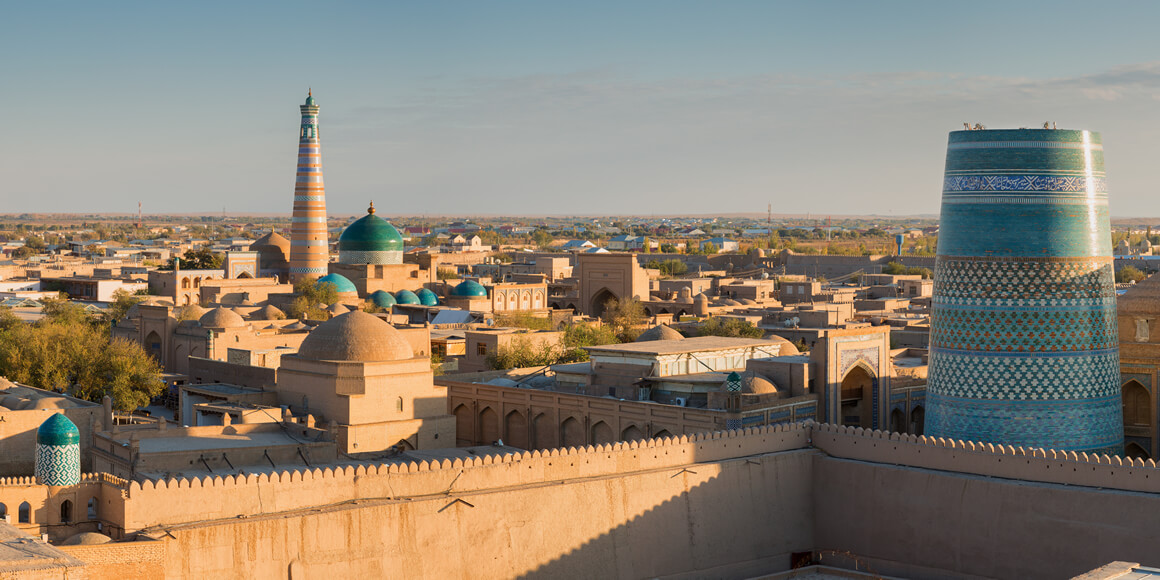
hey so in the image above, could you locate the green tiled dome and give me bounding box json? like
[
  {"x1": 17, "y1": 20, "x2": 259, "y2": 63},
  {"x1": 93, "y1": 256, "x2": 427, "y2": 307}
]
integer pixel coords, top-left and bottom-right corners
[
  {"x1": 370, "y1": 290, "x2": 397, "y2": 308},
  {"x1": 317, "y1": 273, "x2": 358, "y2": 295},
  {"x1": 395, "y1": 289, "x2": 420, "y2": 305},
  {"x1": 338, "y1": 204, "x2": 404, "y2": 254},
  {"x1": 37, "y1": 413, "x2": 80, "y2": 446},
  {"x1": 451, "y1": 280, "x2": 488, "y2": 297},
  {"x1": 415, "y1": 288, "x2": 440, "y2": 306}
]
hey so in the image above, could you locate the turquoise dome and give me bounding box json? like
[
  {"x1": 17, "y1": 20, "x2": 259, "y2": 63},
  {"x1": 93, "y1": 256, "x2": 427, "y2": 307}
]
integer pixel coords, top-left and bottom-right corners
[
  {"x1": 415, "y1": 288, "x2": 440, "y2": 306},
  {"x1": 304, "y1": 91, "x2": 316, "y2": 106},
  {"x1": 451, "y1": 280, "x2": 488, "y2": 298},
  {"x1": 370, "y1": 290, "x2": 397, "y2": 308},
  {"x1": 338, "y1": 203, "x2": 404, "y2": 265},
  {"x1": 395, "y1": 289, "x2": 420, "y2": 305},
  {"x1": 38, "y1": 413, "x2": 80, "y2": 446},
  {"x1": 316, "y1": 273, "x2": 357, "y2": 295}
]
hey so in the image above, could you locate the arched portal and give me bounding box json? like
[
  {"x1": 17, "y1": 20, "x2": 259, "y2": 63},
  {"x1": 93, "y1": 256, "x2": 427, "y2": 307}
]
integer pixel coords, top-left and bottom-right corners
[
  {"x1": 590, "y1": 288, "x2": 618, "y2": 318},
  {"x1": 479, "y1": 407, "x2": 500, "y2": 444},
  {"x1": 532, "y1": 413, "x2": 554, "y2": 449},
  {"x1": 622, "y1": 425, "x2": 645, "y2": 442},
  {"x1": 453, "y1": 404, "x2": 473, "y2": 447},
  {"x1": 891, "y1": 408, "x2": 906, "y2": 433},
  {"x1": 60, "y1": 500, "x2": 72, "y2": 524},
  {"x1": 591, "y1": 421, "x2": 614, "y2": 445},
  {"x1": 561, "y1": 417, "x2": 584, "y2": 447},
  {"x1": 1123, "y1": 380, "x2": 1151, "y2": 428},
  {"x1": 839, "y1": 364, "x2": 875, "y2": 428},
  {"x1": 504, "y1": 410, "x2": 528, "y2": 449},
  {"x1": 910, "y1": 405, "x2": 925, "y2": 436},
  {"x1": 19, "y1": 502, "x2": 30, "y2": 524},
  {"x1": 145, "y1": 330, "x2": 163, "y2": 363},
  {"x1": 1126, "y1": 442, "x2": 1149, "y2": 459}
]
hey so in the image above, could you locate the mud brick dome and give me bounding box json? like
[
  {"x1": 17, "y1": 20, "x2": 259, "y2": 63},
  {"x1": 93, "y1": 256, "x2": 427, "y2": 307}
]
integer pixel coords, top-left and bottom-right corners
[{"x1": 925, "y1": 128, "x2": 1123, "y2": 454}]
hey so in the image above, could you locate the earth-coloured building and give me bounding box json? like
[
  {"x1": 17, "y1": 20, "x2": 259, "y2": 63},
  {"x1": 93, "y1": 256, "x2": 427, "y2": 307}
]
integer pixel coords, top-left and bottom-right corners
[{"x1": 926, "y1": 128, "x2": 1123, "y2": 454}]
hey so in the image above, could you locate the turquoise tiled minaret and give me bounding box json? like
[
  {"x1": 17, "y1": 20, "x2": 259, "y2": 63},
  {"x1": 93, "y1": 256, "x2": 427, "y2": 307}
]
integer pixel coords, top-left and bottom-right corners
[
  {"x1": 35, "y1": 413, "x2": 81, "y2": 486},
  {"x1": 925, "y1": 128, "x2": 1123, "y2": 455}
]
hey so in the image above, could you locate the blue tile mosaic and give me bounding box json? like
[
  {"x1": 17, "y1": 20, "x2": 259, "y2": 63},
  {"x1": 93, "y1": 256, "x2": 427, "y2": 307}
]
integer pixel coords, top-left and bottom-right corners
[{"x1": 926, "y1": 129, "x2": 1123, "y2": 454}]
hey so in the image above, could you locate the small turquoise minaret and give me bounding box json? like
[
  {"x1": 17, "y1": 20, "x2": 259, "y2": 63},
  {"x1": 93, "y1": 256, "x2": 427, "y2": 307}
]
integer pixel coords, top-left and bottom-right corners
[{"x1": 35, "y1": 414, "x2": 81, "y2": 486}]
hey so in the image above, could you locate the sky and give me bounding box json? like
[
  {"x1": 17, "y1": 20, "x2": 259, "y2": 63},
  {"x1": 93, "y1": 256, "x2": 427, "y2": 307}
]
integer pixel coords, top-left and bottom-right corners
[{"x1": 6, "y1": 1, "x2": 1160, "y2": 217}]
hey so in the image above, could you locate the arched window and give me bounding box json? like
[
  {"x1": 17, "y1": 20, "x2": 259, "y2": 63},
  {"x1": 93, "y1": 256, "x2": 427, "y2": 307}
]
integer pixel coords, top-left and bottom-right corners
[
  {"x1": 18, "y1": 502, "x2": 30, "y2": 524},
  {"x1": 87, "y1": 497, "x2": 98, "y2": 520},
  {"x1": 0, "y1": 503, "x2": 7, "y2": 520},
  {"x1": 181, "y1": 277, "x2": 190, "y2": 289},
  {"x1": 60, "y1": 500, "x2": 72, "y2": 523},
  {"x1": 1123, "y1": 381, "x2": 1152, "y2": 427}
]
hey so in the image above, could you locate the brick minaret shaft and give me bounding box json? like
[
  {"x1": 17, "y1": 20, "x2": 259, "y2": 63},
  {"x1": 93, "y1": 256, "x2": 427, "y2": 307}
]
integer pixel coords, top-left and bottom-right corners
[{"x1": 288, "y1": 90, "x2": 329, "y2": 282}]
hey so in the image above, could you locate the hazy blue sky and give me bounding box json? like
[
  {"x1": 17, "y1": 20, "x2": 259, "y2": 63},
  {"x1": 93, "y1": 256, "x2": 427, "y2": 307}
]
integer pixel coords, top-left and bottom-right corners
[{"x1": 6, "y1": 1, "x2": 1160, "y2": 217}]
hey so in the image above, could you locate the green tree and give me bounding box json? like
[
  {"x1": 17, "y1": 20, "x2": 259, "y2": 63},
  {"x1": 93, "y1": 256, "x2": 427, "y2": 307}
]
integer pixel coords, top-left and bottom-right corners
[
  {"x1": 162, "y1": 245, "x2": 223, "y2": 270},
  {"x1": 659, "y1": 243, "x2": 679, "y2": 254},
  {"x1": 697, "y1": 317, "x2": 764, "y2": 338},
  {"x1": 532, "y1": 229, "x2": 554, "y2": 249},
  {"x1": 287, "y1": 277, "x2": 339, "y2": 320},
  {"x1": 0, "y1": 310, "x2": 162, "y2": 411},
  {"x1": 103, "y1": 289, "x2": 147, "y2": 324},
  {"x1": 601, "y1": 297, "x2": 646, "y2": 342},
  {"x1": 1118, "y1": 266, "x2": 1147, "y2": 284},
  {"x1": 882, "y1": 261, "x2": 906, "y2": 275}
]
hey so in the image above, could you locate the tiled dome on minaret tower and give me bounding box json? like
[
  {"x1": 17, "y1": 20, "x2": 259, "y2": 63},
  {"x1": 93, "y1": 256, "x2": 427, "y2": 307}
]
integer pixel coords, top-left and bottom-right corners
[{"x1": 288, "y1": 90, "x2": 330, "y2": 283}]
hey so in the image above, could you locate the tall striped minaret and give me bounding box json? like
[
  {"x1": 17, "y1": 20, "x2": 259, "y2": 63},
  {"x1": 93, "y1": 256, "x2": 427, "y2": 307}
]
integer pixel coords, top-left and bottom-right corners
[{"x1": 288, "y1": 90, "x2": 329, "y2": 283}]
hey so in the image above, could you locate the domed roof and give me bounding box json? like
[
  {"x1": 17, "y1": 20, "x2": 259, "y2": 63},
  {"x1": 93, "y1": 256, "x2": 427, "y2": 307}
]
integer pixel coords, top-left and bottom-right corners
[
  {"x1": 316, "y1": 273, "x2": 358, "y2": 295},
  {"x1": 179, "y1": 304, "x2": 209, "y2": 320},
  {"x1": 326, "y1": 302, "x2": 350, "y2": 316},
  {"x1": 304, "y1": 90, "x2": 316, "y2": 106},
  {"x1": 395, "y1": 289, "x2": 420, "y2": 305},
  {"x1": 451, "y1": 280, "x2": 488, "y2": 298},
  {"x1": 1116, "y1": 272, "x2": 1160, "y2": 314},
  {"x1": 636, "y1": 324, "x2": 685, "y2": 342},
  {"x1": 250, "y1": 305, "x2": 286, "y2": 320},
  {"x1": 296, "y1": 311, "x2": 413, "y2": 362},
  {"x1": 370, "y1": 290, "x2": 396, "y2": 308},
  {"x1": 415, "y1": 288, "x2": 439, "y2": 306},
  {"x1": 38, "y1": 413, "x2": 79, "y2": 446},
  {"x1": 199, "y1": 307, "x2": 246, "y2": 329},
  {"x1": 250, "y1": 232, "x2": 290, "y2": 252},
  {"x1": 62, "y1": 532, "x2": 112, "y2": 546},
  {"x1": 720, "y1": 373, "x2": 779, "y2": 395},
  {"x1": 767, "y1": 334, "x2": 801, "y2": 356},
  {"x1": 338, "y1": 203, "x2": 403, "y2": 254}
]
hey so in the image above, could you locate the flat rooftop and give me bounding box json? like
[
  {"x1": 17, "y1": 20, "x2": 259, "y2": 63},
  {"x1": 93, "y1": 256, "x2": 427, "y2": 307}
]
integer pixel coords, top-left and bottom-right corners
[{"x1": 585, "y1": 336, "x2": 780, "y2": 356}]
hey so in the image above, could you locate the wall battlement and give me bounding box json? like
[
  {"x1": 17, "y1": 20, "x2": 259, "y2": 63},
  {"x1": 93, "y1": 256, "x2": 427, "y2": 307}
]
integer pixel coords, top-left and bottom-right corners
[
  {"x1": 810, "y1": 422, "x2": 1160, "y2": 493},
  {"x1": 123, "y1": 422, "x2": 811, "y2": 529}
]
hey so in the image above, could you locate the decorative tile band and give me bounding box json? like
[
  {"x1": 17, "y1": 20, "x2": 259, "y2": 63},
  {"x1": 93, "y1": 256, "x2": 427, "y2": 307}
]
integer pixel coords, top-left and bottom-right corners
[
  {"x1": 933, "y1": 258, "x2": 1115, "y2": 304},
  {"x1": 35, "y1": 443, "x2": 80, "y2": 486},
  {"x1": 928, "y1": 347, "x2": 1120, "y2": 400},
  {"x1": 947, "y1": 140, "x2": 1102, "y2": 151},
  {"x1": 338, "y1": 250, "x2": 403, "y2": 265},
  {"x1": 943, "y1": 175, "x2": 1107, "y2": 193},
  {"x1": 930, "y1": 306, "x2": 1118, "y2": 352},
  {"x1": 289, "y1": 266, "x2": 329, "y2": 275},
  {"x1": 923, "y1": 390, "x2": 1122, "y2": 455},
  {"x1": 939, "y1": 195, "x2": 1108, "y2": 206}
]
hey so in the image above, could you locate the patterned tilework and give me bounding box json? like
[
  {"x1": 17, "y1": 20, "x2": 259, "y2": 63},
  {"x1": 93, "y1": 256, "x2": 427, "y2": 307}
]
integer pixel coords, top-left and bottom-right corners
[
  {"x1": 928, "y1": 349, "x2": 1120, "y2": 400},
  {"x1": 927, "y1": 129, "x2": 1123, "y2": 453},
  {"x1": 35, "y1": 443, "x2": 80, "y2": 486},
  {"x1": 924, "y1": 391, "x2": 1122, "y2": 455},
  {"x1": 838, "y1": 347, "x2": 880, "y2": 377}
]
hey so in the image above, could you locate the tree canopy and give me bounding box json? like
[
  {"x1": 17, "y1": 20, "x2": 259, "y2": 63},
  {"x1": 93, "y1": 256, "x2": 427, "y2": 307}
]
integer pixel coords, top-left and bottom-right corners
[
  {"x1": 162, "y1": 245, "x2": 223, "y2": 270},
  {"x1": 0, "y1": 301, "x2": 162, "y2": 411},
  {"x1": 287, "y1": 277, "x2": 339, "y2": 320}
]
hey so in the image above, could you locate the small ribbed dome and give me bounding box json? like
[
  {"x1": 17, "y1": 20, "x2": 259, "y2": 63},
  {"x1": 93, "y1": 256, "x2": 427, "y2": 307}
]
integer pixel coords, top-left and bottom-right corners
[
  {"x1": 326, "y1": 302, "x2": 350, "y2": 316},
  {"x1": 62, "y1": 532, "x2": 113, "y2": 546},
  {"x1": 395, "y1": 289, "x2": 420, "y2": 305},
  {"x1": 370, "y1": 290, "x2": 396, "y2": 308},
  {"x1": 179, "y1": 304, "x2": 209, "y2": 320},
  {"x1": 250, "y1": 305, "x2": 286, "y2": 320},
  {"x1": 451, "y1": 280, "x2": 488, "y2": 297},
  {"x1": 38, "y1": 413, "x2": 80, "y2": 446},
  {"x1": 316, "y1": 273, "x2": 358, "y2": 295},
  {"x1": 199, "y1": 307, "x2": 246, "y2": 329},
  {"x1": 415, "y1": 288, "x2": 439, "y2": 306},
  {"x1": 338, "y1": 203, "x2": 404, "y2": 265},
  {"x1": 636, "y1": 324, "x2": 685, "y2": 342},
  {"x1": 296, "y1": 311, "x2": 413, "y2": 362}
]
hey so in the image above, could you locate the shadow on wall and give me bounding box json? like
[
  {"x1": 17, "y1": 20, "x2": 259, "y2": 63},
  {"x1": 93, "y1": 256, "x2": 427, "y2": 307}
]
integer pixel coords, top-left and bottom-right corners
[{"x1": 515, "y1": 447, "x2": 816, "y2": 579}]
